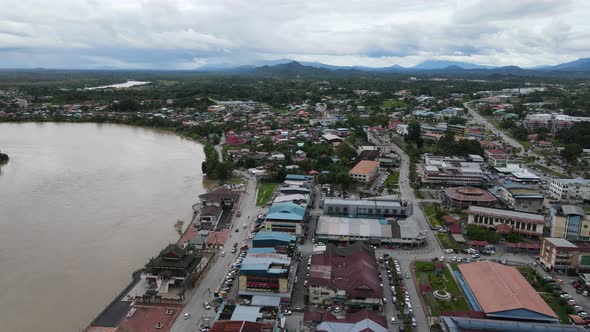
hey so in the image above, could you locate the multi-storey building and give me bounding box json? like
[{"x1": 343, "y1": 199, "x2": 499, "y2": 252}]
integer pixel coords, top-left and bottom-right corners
[
  {"x1": 467, "y1": 206, "x2": 545, "y2": 238},
  {"x1": 322, "y1": 197, "x2": 412, "y2": 218},
  {"x1": 421, "y1": 154, "x2": 485, "y2": 187},
  {"x1": 263, "y1": 202, "x2": 306, "y2": 235},
  {"x1": 550, "y1": 177, "x2": 590, "y2": 201},
  {"x1": 550, "y1": 205, "x2": 590, "y2": 241},
  {"x1": 238, "y1": 248, "x2": 293, "y2": 301},
  {"x1": 523, "y1": 113, "x2": 590, "y2": 133},
  {"x1": 539, "y1": 238, "x2": 590, "y2": 273},
  {"x1": 498, "y1": 186, "x2": 544, "y2": 213},
  {"x1": 348, "y1": 160, "x2": 379, "y2": 183}
]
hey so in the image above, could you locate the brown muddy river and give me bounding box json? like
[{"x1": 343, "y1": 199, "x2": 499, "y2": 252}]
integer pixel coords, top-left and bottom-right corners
[{"x1": 0, "y1": 122, "x2": 206, "y2": 331}]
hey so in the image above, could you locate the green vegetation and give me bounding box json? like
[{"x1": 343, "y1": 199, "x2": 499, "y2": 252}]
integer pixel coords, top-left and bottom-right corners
[
  {"x1": 385, "y1": 172, "x2": 400, "y2": 191},
  {"x1": 519, "y1": 266, "x2": 573, "y2": 324},
  {"x1": 414, "y1": 261, "x2": 470, "y2": 316},
  {"x1": 256, "y1": 182, "x2": 278, "y2": 206},
  {"x1": 0, "y1": 151, "x2": 8, "y2": 164},
  {"x1": 529, "y1": 163, "x2": 567, "y2": 178},
  {"x1": 202, "y1": 144, "x2": 234, "y2": 180},
  {"x1": 435, "y1": 131, "x2": 484, "y2": 157},
  {"x1": 465, "y1": 224, "x2": 500, "y2": 244},
  {"x1": 381, "y1": 99, "x2": 406, "y2": 109},
  {"x1": 437, "y1": 233, "x2": 460, "y2": 250},
  {"x1": 422, "y1": 203, "x2": 443, "y2": 228}
]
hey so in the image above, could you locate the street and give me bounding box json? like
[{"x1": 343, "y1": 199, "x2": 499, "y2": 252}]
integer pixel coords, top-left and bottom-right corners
[{"x1": 171, "y1": 172, "x2": 263, "y2": 332}]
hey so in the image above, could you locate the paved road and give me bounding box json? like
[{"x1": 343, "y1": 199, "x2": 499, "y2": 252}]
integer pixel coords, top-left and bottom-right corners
[
  {"x1": 171, "y1": 172, "x2": 263, "y2": 332},
  {"x1": 463, "y1": 102, "x2": 525, "y2": 152},
  {"x1": 388, "y1": 142, "x2": 444, "y2": 331}
]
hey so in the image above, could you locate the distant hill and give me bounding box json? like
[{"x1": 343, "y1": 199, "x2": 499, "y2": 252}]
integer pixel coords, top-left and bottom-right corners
[
  {"x1": 539, "y1": 58, "x2": 590, "y2": 72},
  {"x1": 194, "y1": 57, "x2": 590, "y2": 78},
  {"x1": 412, "y1": 60, "x2": 495, "y2": 70}
]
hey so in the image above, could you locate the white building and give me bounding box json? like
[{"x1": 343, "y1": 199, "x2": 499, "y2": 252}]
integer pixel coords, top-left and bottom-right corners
[{"x1": 550, "y1": 177, "x2": 590, "y2": 201}]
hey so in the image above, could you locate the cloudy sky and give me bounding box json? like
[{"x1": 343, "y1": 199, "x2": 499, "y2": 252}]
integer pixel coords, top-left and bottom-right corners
[{"x1": 0, "y1": 0, "x2": 589, "y2": 69}]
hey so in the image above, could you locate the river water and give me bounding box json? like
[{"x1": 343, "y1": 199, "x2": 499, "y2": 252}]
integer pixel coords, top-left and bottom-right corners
[{"x1": 0, "y1": 122, "x2": 206, "y2": 332}]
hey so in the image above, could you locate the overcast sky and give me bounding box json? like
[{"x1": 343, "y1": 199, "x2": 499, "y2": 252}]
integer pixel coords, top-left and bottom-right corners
[{"x1": 0, "y1": 0, "x2": 589, "y2": 69}]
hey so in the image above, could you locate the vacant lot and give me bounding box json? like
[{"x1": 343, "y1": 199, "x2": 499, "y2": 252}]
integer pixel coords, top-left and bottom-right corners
[{"x1": 256, "y1": 182, "x2": 278, "y2": 206}]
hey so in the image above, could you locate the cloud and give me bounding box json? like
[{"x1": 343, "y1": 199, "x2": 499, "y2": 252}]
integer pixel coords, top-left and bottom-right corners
[{"x1": 0, "y1": 0, "x2": 588, "y2": 69}]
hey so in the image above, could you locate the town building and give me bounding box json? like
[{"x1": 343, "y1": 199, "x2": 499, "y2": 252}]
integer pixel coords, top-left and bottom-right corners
[
  {"x1": 550, "y1": 177, "x2": 590, "y2": 201},
  {"x1": 238, "y1": 248, "x2": 293, "y2": 302},
  {"x1": 467, "y1": 206, "x2": 545, "y2": 238},
  {"x1": 308, "y1": 242, "x2": 383, "y2": 309},
  {"x1": 550, "y1": 205, "x2": 590, "y2": 240},
  {"x1": 523, "y1": 113, "x2": 590, "y2": 133},
  {"x1": 315, "y1": 215, "x2": 426, "y2": 247},
  {"x1": 421, "y1": 157, "x2": 484, "y2": 187},
  {"x1": 497, "y1": 186, "x2": 544, "y2": 213},
  {"x1": 210, "y1": 321, "x2": 274, "y2": 332},
  {"x1": 144, "y1": 244, "x2": 206, "y2": 296},
  {"x1": 444, "y1": 187, "x2": 497, "y2": 208},
  {"x1": 303, "y1": 310, "x2": 388, "y2": 332},
  {"x1": 348, "y1": 160, "x2": 379, "y2": 183},
  {"x1": 252, "y1": 231, "x2": 296, "y2": 250},
  {"x1": 322, "y1": 197, "x2": 412, "y2": 218},
  {"x1": 439, "y1": 316, "x2": 585, "y2": 332},
  {"x1": 539, "y1": 238, "x2": 590, "y2": 273},
  {"x1": 263, "y1": 202, "x2": 306, "y2": 235},
  {"x1": 458, "y1": 261, "x2": 558, "y2": 323}
]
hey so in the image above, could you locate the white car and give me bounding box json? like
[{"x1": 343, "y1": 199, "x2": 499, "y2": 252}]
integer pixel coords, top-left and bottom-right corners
[
  {"x1": 183, "y1": 313, "x2": 191, "y2": 319},
  {"x1": 391, "y1": 316, "x2": 396, "y2": 324}
]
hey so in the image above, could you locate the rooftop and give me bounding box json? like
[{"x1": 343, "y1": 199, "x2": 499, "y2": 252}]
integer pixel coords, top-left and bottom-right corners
[
  {"x1": 240, "y1": 250, "x2": 291, "y2": 275},
  {"x1": 349, "y1": 160, "x2": 379, "y2": 176},
  {"x1": 266, "y1": 202, "x2": 306, "y2": 221},
  {"x1": 316, "y1": 216, "x2": 392, "y2": 238},
  {"x1": 445, "y1": 187, "x2": 497, "y2": 202},
  {"x1": 309, "y1": 242, "x2": 383, "y2": 299},
  {"x1": 544, "y1": 237, "x2": 578, "y2": 249},
  {"x1": 440, "y1": 316, "x2": 585, "y2": 332},
  {"x1": 252, "y1": 231, "x2": 296, "y2": 243},
  {"x1": 459, "y1": 261, "x2": 557, "y2": 321}
]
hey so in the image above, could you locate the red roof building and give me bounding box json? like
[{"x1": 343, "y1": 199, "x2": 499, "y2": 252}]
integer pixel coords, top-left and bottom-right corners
[
  {"x1": 309, "y1": 242, "x2": 382, "y2": 309},
  {"x1": 459, "y1": 261, "x2": 558, "y2": 323},
  {"x1": 444, "y1": 187, "x2": 497, "y2": 208},
  {"x1": 210, "y1": 321, "x2": 273, "y2": 332}
]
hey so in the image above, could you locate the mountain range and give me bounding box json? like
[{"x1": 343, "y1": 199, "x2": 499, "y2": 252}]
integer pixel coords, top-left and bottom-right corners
[{"x1": 196, "y1": 57, "x2": 590, "y2": 76}]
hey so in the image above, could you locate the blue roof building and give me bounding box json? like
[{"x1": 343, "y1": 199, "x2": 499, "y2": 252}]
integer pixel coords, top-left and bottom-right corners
[
  {"x1": 253, "y1": 231, "x2": 296, "y2": 249},
  {"x1": 265, "y1": 202, "x2": 307, "y2": 235},
  {"x1": 238, "y1": 248, "x2": 293, "y2": 298},
  {"x1": 285, "y1": 174, "x2": 314, "y2": 181}
]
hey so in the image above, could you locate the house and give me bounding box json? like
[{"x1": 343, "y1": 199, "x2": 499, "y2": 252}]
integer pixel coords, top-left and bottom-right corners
[{"x1": 348, "y1": 160, "x2": 379, "y2": 183}]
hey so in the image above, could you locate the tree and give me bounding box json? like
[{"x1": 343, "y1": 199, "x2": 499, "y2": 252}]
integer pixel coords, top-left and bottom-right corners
[
  {"x1": 561, "y1": 143, "x2": 583, "y2": 165},
  {"x1": 407, "y1": 121, "x2": 421, "y2": 142},
  {"x1": 336, "y1": 143, "x2": 358, "y2": 162}
]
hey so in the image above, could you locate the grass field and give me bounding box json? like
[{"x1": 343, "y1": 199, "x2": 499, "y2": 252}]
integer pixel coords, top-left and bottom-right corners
[
  {"x1": 437, "y1": 233, "x2": 460, "y2": 250},
  {"x1": 381, "y1": 99, "x2": 406, "y2": 108},
  {"x1": 422, "y1": 204, "x2": 442, "y2": 227},
  {"x1": 414, "y1": 261, "x2": 470, "y2": 316},
  {"x1": 256, "y1": 182, "x2": 278, "y2": 206},
  {"x1": 385, "y1": 172, "x2": 400, "y2": 190}
]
